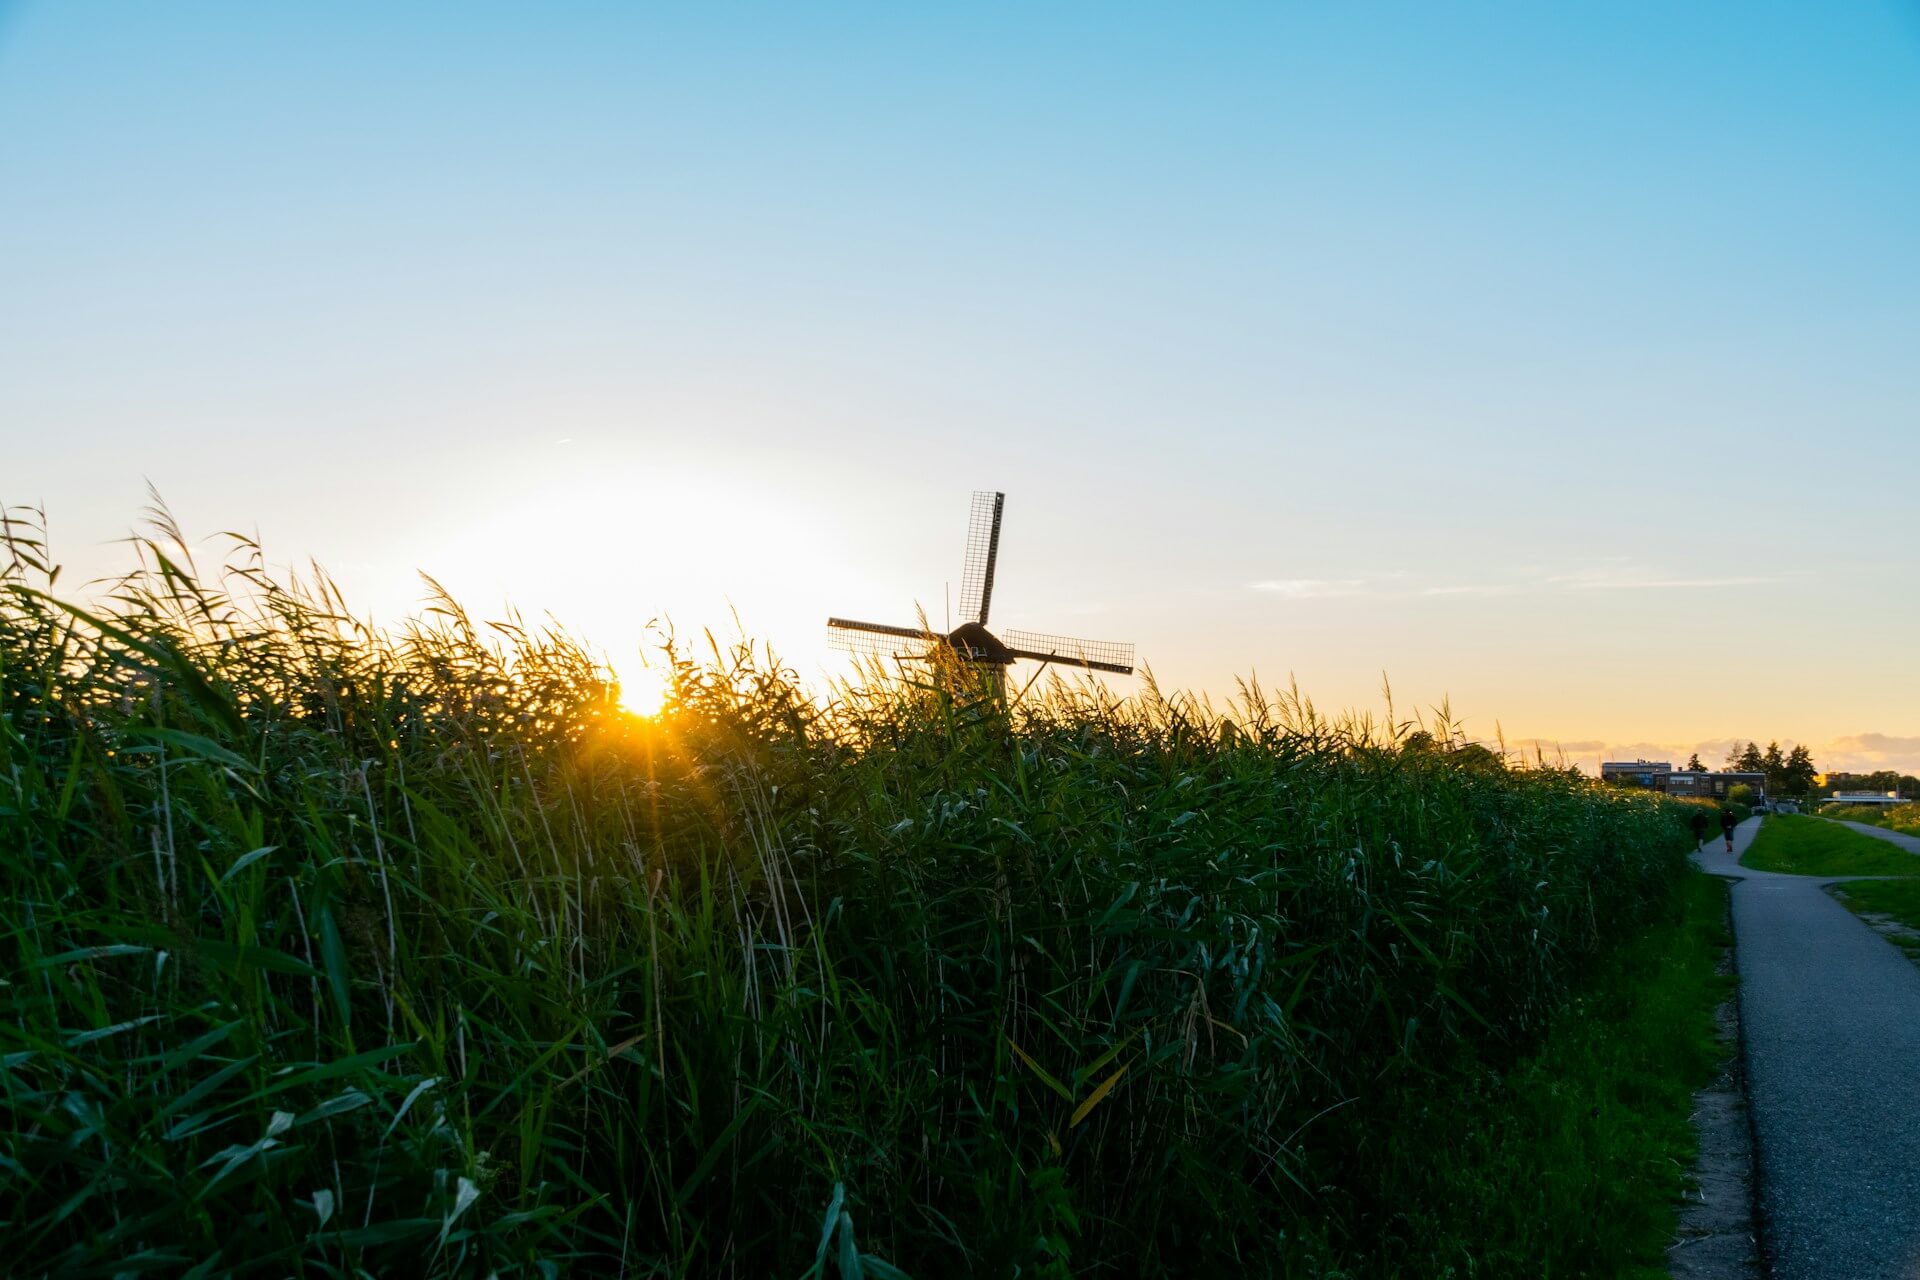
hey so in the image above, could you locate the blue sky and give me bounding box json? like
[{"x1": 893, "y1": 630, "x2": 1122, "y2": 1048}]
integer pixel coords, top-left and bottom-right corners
[{"x1": 3, "y1": 2, "x2": 1918, "y2": 771}]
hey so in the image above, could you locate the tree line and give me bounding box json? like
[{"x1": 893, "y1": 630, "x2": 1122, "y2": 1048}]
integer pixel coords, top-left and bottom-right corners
[
  {"x1": 1679, "y1": 743, "x2": 1917, "y2": 801},
  {"x1": 1818, "y1": 769, "x2": 1920, "y2": 800},
  {"x1": 1685, "y1": 741, "x2": 1819, "y2": 797}
]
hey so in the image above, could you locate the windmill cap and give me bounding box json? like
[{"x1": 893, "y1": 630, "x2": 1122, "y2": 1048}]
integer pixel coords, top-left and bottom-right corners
[{"x1": 945, "y1": 621, "x2": 1014, "y2": 666}]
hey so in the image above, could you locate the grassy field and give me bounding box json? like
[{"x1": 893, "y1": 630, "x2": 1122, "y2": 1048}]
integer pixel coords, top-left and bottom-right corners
[
  {"x1": 1828, "y1": 878, "x2": 1920, "y2": 962},
  {"x1": 1741, "y1": 814, "x2": 1920, "y2": 877},
  {"x1": 2, "y1": 509, "x2": 1720, "y2": 1277},
  {"x1": 1825, "y1": 803, "x2": 1920, "y2": 838}
]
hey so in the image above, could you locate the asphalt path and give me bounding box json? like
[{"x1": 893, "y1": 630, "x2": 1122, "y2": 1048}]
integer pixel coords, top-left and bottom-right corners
[
  {"x1": 1829, "y1": 817, "x2": 1920, "y2": 856},
  {"x1": 1696, "y1": 817, "x2": 1920, "y2": 1279}
]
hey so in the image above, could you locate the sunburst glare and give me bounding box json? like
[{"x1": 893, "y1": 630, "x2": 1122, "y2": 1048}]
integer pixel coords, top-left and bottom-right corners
[{"x1": 616, "y1": 663, "x2": 671, "y2": 718}]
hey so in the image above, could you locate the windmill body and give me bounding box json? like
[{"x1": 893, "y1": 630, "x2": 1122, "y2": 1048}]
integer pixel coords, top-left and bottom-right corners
[{"x1": 828, "y1": 491, "x2": 1135, "y2": 678}]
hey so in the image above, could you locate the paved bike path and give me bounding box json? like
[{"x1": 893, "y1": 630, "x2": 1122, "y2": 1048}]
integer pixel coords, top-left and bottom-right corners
[
  {"x1": 1830, "y1": 817, "x2": 1920, "y2": 856},
  {"x1": 1697, "y1": 817, "x2": 1920, "y2": 1279}
]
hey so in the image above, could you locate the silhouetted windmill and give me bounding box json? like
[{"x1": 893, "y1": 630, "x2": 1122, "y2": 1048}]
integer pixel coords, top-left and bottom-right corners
[{"x1": 827, "y1": 491, "x2": 1135, "y2": 682}]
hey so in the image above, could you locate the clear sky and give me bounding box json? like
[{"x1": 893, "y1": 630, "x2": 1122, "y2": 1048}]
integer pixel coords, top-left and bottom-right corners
[{"x1": 4, "y1": 2, "x2": 1918, "y2": 774}]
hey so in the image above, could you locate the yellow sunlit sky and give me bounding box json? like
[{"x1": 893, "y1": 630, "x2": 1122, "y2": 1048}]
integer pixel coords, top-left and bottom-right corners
[{"x1": 5, "y1": 4, "x2": 1918, "y2": 775}]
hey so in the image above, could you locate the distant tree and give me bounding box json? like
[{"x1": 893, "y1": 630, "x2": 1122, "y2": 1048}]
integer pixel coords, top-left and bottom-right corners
[
  {"x1": 1728, "y1": 784, "x2": 1756, "y2": 806},
  {"x1": 1400, "y1": 731, "x2": 1506, "y2": 774},
  {"x1": 1783, "y1": 744, "x2": 1817, "y2": 797},
  {"x1": 1686, "y1": 752, "x2": 1705, "y2": 772},
  {"x1": 1763, "y1": 741, "x2": 1787, "y2": 792},
  {"x1": 1736, "y1": 741, "x2": 1766, "y2": 774},
  {"x1": 1448, "y1": 742, "x2": 1507, "y2": 774}
]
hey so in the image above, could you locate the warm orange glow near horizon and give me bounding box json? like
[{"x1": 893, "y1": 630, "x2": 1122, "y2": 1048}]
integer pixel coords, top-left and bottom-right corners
[{"x1": 617, "y1": 663, "x2": 672, "y2": 719}]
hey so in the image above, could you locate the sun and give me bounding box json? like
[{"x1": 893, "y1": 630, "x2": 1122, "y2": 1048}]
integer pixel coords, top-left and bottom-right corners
[{"x1": 617, "y1": 664, "x2": 672, "y2": 718}]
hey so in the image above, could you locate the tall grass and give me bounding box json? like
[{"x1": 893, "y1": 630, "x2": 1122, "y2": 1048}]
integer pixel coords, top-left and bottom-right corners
[{"x1": 0, "y1": 507, "x2": 1699, "y2": 1276}]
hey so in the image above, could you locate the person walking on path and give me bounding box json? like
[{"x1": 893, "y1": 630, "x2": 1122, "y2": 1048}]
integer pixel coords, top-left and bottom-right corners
[
  {"x1": 1720, "y1": 807, "x2": 1738, "y2": 852},
  {"x1": 1691, "y1": 808, "x2": 1710, "y2": 851}
]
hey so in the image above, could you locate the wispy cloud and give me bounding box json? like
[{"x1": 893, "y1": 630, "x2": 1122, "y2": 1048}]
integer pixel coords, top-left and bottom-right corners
[
  {"x1": 1419, "y1": 584, "x2": 1513, "y2": 597},
  {"x1": 1248, "y1": 578, "x2": 1368, "y2": 599},
  {"x1": 1548, "y1": 567, "x2": 1776, "y2": 591},
  {"x1": 1823, "y1": 734, "x2": 1920, "y2": 771},
  {"x1": 1506, "y1": 738, "x2": 1608, "y2": 758},
  {"x1": 1247, "y1": 563, "x2": 1780, "y2": 601}
]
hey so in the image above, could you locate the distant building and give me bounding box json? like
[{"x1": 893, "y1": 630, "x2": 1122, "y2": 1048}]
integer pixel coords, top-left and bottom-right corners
[
  {"x1": 1663, "y1": 771, "x2": 1766, "y2": 801},
  {"x1": 1818, "y1": 772, "x2": 1915, "y2": 800},
  {"x1": 1827, "y1": 790, "x2": 1904, "y2": 806},
  {"x1": 1601, "y1": 760, "x2": 1672, "y2": 788}
]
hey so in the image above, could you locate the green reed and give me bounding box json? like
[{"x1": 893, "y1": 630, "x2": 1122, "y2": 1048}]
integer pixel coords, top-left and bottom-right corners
[{"x1": 0, "y1": 506, "x2": 1699, "y2": 1276}]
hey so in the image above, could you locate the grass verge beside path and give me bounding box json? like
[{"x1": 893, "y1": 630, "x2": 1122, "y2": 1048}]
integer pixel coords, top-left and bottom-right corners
[
  {"x1": 1829, "y1": 879, "x2": 1920, "y2": 963},
  {"x1": 1740, "y1": 814, "x2": 1920, "y2": 877},
  {"x1": 1342, "y1": 871, "x2": 1733, "y2": 1277},
  {"x1": 1826, "y1": 803, "x2": 1920, "y2": 838}
]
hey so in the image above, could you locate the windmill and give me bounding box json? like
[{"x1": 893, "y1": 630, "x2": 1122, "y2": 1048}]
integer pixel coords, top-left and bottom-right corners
[{"x1": 827, "y1": 491, "x2": 1136, "y2": 684}]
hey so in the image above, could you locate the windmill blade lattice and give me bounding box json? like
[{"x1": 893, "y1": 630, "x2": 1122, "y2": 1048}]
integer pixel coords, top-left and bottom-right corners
[
  {"x1": 826, "y1": 617, "x2": 939, "y2": 663},
  {"x1": 1000, "y1": 627, "x2": 1135, "y2": 675},
  {"x1": 956, "y1": 490, "x2": 1005, "y2": 626}
]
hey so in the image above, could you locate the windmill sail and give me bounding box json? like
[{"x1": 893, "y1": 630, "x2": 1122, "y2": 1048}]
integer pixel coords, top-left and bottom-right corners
[
  {"x1": 826, "y1": 489, "x2": 1137, "y2": 682},
  {"x1": 956, "y1": 490, "x2": 1005, "y2": 626},
  {"x1": 1001, "y1": 627, "x2": 1135, "y2": 675},
  {"x1": 826, "y1": 616, "x2": 939, "y2": 662}
]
